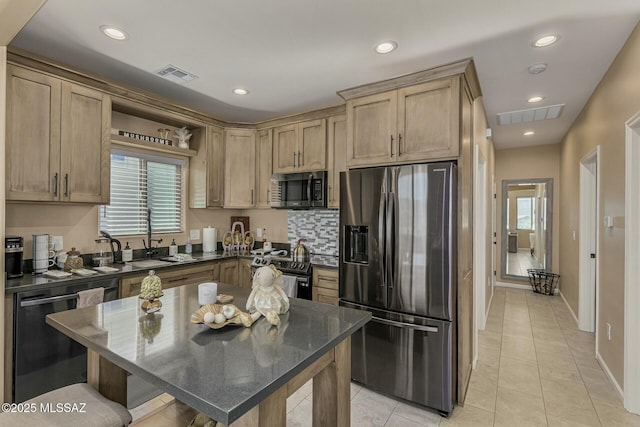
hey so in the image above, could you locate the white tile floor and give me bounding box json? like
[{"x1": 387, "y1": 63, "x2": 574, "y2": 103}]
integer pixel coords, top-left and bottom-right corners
[
  {"x1": 506, "y1": 248, "x2": 543, "y2": 276},
  {"x1": 287, "y1": 287, "x2": 640, "y2": 426}
]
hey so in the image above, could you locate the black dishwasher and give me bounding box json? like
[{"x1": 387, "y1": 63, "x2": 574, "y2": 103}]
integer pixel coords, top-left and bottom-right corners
[{"x1": 13, "y1": 278, "x2": 119, "y2": 403}]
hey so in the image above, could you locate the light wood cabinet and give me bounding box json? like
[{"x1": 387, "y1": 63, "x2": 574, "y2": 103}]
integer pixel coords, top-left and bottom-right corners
[
  {"x1": 238, "y1": 258, "x2": 253, "y2": 289},
  {"x1": 6, "y1": 65, "x2": 110, "y2": 203},
  {"x1": 344, "y1": 77, "x2": 459, "y2": 168},
  {"x1": 327, "y1": 115, "x2": 347, "y2": 209},
  {"x1": 216, "y1": 259, "x2": 239, "y2": 285},
  {"x1": 189, "y1": 126, "x2": 224, "y2": 208},
  {"x1": 224, "y1": 129, "x2": 256, "y2": 208},
  {"x1": 119, "y1": 263, "x2": 215, "y2": 298},
  {"x1": 273, "y1": 119, "x2": 326, "y2": 173},
  {"x1": 312, "y1": 267, "x2": 339, "y2": 305},
  {"x1": 256, "y1": 129, "x2": 273, "y2": 208}
]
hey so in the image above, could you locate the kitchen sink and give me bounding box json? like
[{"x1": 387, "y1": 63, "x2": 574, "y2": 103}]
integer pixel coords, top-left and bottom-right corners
[{"x1": 130, "y1": 259, "x2": 173, "y2": 268}]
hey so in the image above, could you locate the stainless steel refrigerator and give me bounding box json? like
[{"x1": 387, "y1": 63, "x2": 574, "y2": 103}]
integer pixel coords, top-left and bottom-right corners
[{"x1": 339, "y1": 162, "x2": 456, "y2": 415}]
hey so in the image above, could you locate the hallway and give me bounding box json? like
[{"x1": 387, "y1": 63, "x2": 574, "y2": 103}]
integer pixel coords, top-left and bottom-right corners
[{"x1": 453, "y1": 287, "x2": 640, "y2": 426}]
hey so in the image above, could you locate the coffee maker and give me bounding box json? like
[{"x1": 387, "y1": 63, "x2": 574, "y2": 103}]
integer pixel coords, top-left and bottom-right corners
[{"x1": 5, "y1": 236, "x2": 24, "y2": 278}]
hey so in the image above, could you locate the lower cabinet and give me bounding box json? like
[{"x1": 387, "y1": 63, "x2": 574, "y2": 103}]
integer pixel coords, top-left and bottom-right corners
[
  {"x1": 312, "y1": 267, "x2": 339, "y2": 305},
  {"x1": 238, "y1": 259, "x2": 253, "y2": 289},
  {"x1": 120, "y1": 263, "x2": 216, "y2": 298},
  {"x1": 216, "y1": 259, "x2": 239, "y2": 285}
]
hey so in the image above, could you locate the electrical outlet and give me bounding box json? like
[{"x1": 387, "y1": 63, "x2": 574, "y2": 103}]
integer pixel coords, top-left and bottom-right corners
[
  {"x1": 607, "y1": 323, "x2": 612, "y2": 341},
  {"x1": 190, "y1": 229, "x2": 200, "y2": 240}
]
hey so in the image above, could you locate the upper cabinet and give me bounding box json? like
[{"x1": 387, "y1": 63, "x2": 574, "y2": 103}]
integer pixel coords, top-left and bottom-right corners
[
  {"x1": 6, "y1": 65, "x2": 110, "y2": 203},
  {"x1": 273, "y1": 119, "x2": 326, "y2": 173},
  {"x1": 190, "y1": 125, "x2": 224, "y2": 208},
  {"x1": 340, "y1": 70, "x2": 471, "y2": 168},
  {"x1": 224, "y1": 129, "x2": 256, "y2": 208},
  {"x1": 255, "y1": 129, "x2": 273, "y2": 208},
  {"x1": 327, "y1": 115, "x2": 346, "y2": 209}
]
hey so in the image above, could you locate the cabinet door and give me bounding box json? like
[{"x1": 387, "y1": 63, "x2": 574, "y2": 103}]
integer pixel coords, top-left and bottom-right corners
[
  {"x1": 397, "y1": 78, "x2": 460, "y2": 161},
  {"x1": 6, "y1": 65, "x2": 61, "y2": 201},
  {"x1": 219, "y1": 260, "x2": 239, "y2": 285},
  {"x1": 297, "y1": 119, "x2": 326, "y2": 172},
  {"x1": 238, "y1": 259, "x2": 253, "y2": 288},
  {"x1": 207, "y1": 126, "x2": 225, "y2": 207},
  {"x1": 327, "y1": 115, "x2": 346, "y2": 208},
  {"x1": 224, "y1": 129, "x2": 256, "y2": 208},
  {"x1": 255, "y1": 129, "x2": 273, "y2": 208},
  {"x1": 60, "y1": 82, "x2": 111, "y2": 203},
  {"x1": 120, "y1": 264, "x2": 215, "y2": 298},
  {"x1": 346, "y1": 91, "x2": 397, "y2": 167},
  {"x1": 272, "y1": 124, "x2": 297, "y2": 173}
]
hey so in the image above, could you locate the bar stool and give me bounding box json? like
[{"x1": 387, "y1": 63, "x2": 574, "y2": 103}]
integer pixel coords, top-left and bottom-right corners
[{"x1": 0, "y1": 383, "x2": 132, "y2": 426}]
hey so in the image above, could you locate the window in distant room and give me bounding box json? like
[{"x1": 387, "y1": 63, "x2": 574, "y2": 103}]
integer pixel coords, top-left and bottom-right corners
[{"x1": 516, "y1": 196, "x2": 535, "y2": 230}]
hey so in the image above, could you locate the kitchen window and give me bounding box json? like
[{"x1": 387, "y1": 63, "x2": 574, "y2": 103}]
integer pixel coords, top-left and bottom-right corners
[
  {"x1": 99, "y1": 150, "x2": 185, "y2": 236},
  {"x1": 516, "y1": 196, "x2": 535, "y2": 230}
]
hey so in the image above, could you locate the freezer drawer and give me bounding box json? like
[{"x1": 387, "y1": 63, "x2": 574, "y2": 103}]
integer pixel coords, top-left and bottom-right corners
[{"x1": 343, "y1": 302, "x2": 453, "y2": 415}]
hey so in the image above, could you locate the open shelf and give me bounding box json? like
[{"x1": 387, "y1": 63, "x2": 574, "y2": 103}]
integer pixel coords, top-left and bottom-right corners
[{"x1": 111, "y1": 134, "x2": 197, "y2": 157}]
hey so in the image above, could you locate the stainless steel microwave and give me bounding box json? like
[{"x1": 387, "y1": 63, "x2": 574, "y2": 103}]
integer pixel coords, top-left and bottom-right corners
[{"x1": 270, "y1": 171, "x2": 327, "y2": 209}]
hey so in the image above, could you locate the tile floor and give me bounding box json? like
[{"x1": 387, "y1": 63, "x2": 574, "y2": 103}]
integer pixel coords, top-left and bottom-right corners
[
  {"x1": 506, "y1": 248, "x2": 543, "y2": 276},
  {"x1": 286, "y1": 287, "x2": 640, "y2": 426}
]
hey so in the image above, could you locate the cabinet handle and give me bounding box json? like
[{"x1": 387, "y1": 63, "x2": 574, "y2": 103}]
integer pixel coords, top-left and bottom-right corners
[
  {"x1": 298, "y1": 151, "x2": 302, "y2": 166},
  {"x1": 168, "y1": 277, "x2": 188, "y2": 283},
  {"x1": 64, "y1": 173, "x2": 69, "y2": 197},
  {"x1": 251, "y1": 189, "x2": 254, "y2": 204},
  {"x1": 328, "y1": 185, "x2": 332, "y2": 202},
  {"x1": 53, "y1": 173, "x2": 58, "y2": 197},
  {"x1": 293, "y1": 151, "x2": 297, "y2": 168},
  {"x1": 390, "y1": 135, "x2": 394, "y2": 157},
  {"x1": 398, "y1": 133, "x2": 402, "y2": 156}
]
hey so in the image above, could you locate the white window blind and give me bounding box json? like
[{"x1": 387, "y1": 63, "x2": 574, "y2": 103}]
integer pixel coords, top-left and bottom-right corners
[{"x1": 100, "y1": 150, "x2": 184, "y2": 236}]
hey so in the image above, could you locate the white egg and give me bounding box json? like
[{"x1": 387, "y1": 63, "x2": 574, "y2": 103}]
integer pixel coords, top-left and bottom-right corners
[
  {"x1": 214, "y1": 313, "x2": 226, "y2": 324},
  {"x1": 222, "y1": 305, "x2": 235, "y2": 319},
  {"x1": 203, "y1": 312, "x2": 216, "y2": 324}
]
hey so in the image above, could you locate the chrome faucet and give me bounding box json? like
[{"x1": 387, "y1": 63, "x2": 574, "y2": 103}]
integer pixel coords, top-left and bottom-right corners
[{"x1": 143, "y1": 208, "x2": 163, "y2": 258}]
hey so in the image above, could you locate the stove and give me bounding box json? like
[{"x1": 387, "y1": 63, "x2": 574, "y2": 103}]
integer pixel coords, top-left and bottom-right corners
[{"x1": 250, "y1": 257, "x2": 312, "y2": 300}]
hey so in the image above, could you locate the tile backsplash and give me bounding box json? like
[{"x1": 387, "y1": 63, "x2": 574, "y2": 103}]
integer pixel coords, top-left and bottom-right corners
[{"x1": 288, "y1": 210, "x2": 339, "y2": 256}]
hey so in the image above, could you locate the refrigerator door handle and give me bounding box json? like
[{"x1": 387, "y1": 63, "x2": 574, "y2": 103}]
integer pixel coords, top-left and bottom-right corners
[
  {"x1": 371, "y1": 316, "x2": 439, "y2": 333},
  {"x1": 386, "y1": 168, "x2": 397, "y2": 290},
  {"x1": 378, "y1": 189, "x2": 387, "y2": 288}
]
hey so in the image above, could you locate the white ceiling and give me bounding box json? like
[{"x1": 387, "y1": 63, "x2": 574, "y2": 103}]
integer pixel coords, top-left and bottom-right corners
[{"x1": 10, "y1": 0, "x2": 640, "y2": 149}]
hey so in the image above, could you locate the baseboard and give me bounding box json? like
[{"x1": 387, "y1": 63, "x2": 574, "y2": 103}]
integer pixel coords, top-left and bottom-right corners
[
  {"x1": 596, "y1": 352, "x2": 625, "y2": 401},
  {"x1": 485, "y1": 288, "x2": 494, "y2": 325},
  {"x1": 496, "y1": 281, "x2": 529, "y2": 290},
  {"x1": 560, "y1": 291, "x2": 579, "y2": 327}
]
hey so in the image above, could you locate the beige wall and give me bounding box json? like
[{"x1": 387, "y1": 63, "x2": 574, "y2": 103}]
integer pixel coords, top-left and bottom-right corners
[
  {"x1": 473, "y1": 98, "x2": 496, "y2": 316},
  {"x1": 495, "y1": 144, "x2": 560, "y2": 283},
  {"x1": 5, "y1": 204, "x2": 290, "y2": 257},
  {"x1": 559, "y1": 22, "x2": 640, "y2": 387}
]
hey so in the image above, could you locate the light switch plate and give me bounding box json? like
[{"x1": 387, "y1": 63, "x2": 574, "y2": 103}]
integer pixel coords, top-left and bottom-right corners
[{"x1": 190, "y1": 229, "x2": 200, "y2": 240}]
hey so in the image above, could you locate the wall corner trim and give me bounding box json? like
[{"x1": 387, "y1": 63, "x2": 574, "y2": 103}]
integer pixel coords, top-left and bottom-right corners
[
  {"x1": 560, "y1": 291, "x2": 579, "y2": 327},
  {"x1": 596, "y1": 352, "x2": 625, "y2": 401}
]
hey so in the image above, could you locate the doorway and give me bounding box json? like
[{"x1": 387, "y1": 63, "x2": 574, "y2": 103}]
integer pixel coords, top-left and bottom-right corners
[
  {"x1": 624, "y1": 112, "x2": 640, "y2": 414},
  {"x1": 473, "y1": 145, "x2": 488, "y2": 366},
  {"x1": 578, "y1": 147, "x2": 599, "y2": 334}
]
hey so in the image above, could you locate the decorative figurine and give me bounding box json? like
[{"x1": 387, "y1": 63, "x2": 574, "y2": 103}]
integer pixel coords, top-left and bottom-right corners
[
  {"x1": 139, "y1": 270, "x2": 163, "y2": 313},
  {"x1": 174, "y1": 126, "x2": 192, "y2": 149},
  {"x1": 246, "y1": 265, "x2": 290, "y2": 326}
]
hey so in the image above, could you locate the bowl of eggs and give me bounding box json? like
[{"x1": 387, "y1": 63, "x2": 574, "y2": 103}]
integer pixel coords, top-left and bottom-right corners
[{"x1": 190, "y1": 303, "x2": 253, "y2": 329}]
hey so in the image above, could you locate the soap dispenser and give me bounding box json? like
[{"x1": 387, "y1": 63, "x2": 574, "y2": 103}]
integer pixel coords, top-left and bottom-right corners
[
  {"x1": 122, "y1": 242, "x2": 133, "y2": 263},
  {"x1": 185, "y1": 238, "x2": 192, "y2": 255},
  {"x1": 169, "y1": 239, "x2": 178, "y2": 256}
]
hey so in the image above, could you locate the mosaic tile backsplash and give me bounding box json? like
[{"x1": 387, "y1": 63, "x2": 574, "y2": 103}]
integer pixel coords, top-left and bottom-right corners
[{"x1": 288, "y1": 210, "x2": 339, "y2": 256}]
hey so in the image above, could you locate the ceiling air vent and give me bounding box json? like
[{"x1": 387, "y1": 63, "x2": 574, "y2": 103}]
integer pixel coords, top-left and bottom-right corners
[
  {"x1": 154, "y1": 64, "x2": 198, "y2": 84},
  {"x1": 497, "y1": 104, "x2": 565, "y2": 126}
]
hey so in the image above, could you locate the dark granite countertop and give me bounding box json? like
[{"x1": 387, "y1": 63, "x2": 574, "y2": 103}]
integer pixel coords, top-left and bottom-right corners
[
  {"x1": 46, "y1": 283, "x2": 370, "y2": 425},
  {"x1": 6, "y1": 252, "x2": 341, "y2": 295}
]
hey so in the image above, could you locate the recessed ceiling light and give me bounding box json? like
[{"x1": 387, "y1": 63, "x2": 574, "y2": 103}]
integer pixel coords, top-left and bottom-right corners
[
  {"x1": 100, "y1": 25, "x2": 128, "y2": 41},
  {"x1": 528, "y1": 96, "x2": 544, "y2": 103},
  {"x1": 524, "y1": 131, "x2": 535, "y2": 136},
  {"x1": 233, "y1": 88, "x2": 249, "y2": 95},
  {"x1": 533, "y1": 35, "x2": 558, "y2": 47},
  {"x1": 528, "y1": 63, "x2": 547, "y2": 75},
  {"x1": 375, "y1": 41, "x2": 398, "y2": 54}
]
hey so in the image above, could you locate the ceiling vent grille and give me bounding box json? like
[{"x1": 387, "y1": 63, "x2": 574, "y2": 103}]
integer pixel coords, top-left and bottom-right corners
[
  {"x1": 496, "y1": 104, "x2": 565, "y2": 126},
  {"x1": 154, "y1": 65, "x2": 198, "y2": 84}
]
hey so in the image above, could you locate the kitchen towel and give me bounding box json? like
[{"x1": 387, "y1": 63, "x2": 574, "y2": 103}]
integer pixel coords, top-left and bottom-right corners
[
  {"x1": 281, "y1": 275, "x2": 297, "y2": 298},
  {"x1": 203, "y1": 227, "x2": 217, "y2": 253},
  {"x1": 77, "y1": 287, "x2": 104, "y2": 308}
]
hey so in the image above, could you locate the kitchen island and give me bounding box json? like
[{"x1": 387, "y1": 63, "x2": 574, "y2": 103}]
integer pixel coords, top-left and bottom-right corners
[{"x1": 46, "y1": 283, "x2": 369, "y2": 426}]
